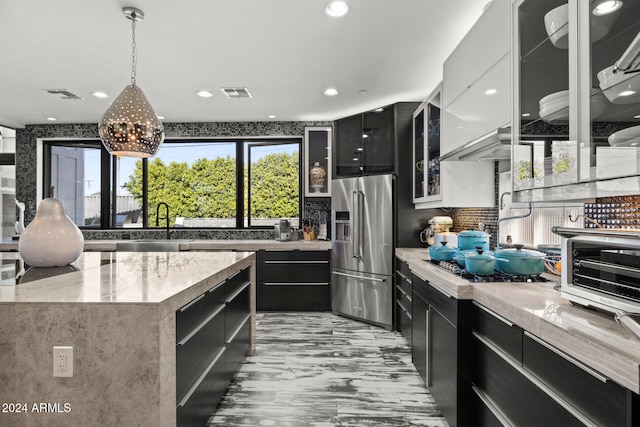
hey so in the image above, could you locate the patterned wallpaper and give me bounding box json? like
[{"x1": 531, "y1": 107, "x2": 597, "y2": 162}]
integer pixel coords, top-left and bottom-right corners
[{"x1": 16, "y1": 121, "x2": 332, "y2": 240}]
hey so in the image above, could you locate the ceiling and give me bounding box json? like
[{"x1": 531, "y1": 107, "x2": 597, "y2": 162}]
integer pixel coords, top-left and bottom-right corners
[{"x1": 0, "y1": 0, "x2": 489, "y2": 129}]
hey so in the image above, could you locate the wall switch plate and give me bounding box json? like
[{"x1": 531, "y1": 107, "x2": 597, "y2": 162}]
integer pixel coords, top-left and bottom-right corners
[{"x1": 53, "y1": 346, "x2": 73, "y2": 377}]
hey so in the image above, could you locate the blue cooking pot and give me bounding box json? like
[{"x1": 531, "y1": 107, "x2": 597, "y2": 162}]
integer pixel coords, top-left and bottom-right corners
[
  {"x1": 457, "y1": 230, "x2": 490, "y2": 252},
  {"x1": 429, "y1": 242, "x2": 457, "y2": 262},
  {"x1": 494, "y1": 244, "x2": 545, "y2": 276},
  {"x1": 464, "y1": 252, "x2": 497, "y2": 276}
]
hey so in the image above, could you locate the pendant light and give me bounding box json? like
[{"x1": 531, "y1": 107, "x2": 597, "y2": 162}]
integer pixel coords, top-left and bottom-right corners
[{"x1": 98, "y1": 7, "x2": 164, "y2": 158}]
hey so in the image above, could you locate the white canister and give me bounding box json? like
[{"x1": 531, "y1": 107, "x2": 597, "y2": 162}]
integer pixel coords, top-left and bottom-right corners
[{"x1": 434, "y1": 232, "x2": 458, "y2": 248}]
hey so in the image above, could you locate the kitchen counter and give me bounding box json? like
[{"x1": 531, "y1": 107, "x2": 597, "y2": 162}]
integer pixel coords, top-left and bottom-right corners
[
  {"x1": 0, "y1": 251, "x2": 256, "y2": 427},
  {"x1": 396, "y1": 247, "x2": 640, "y2": 394},
  {"x1": 0, "y1": 239, "x2": 331, "y2": 252}
]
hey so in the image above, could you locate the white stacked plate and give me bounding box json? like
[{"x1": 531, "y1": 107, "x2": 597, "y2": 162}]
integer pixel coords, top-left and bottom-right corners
[
  {"x1": 608, "y1": 125, "x2": 640, "y2": 147},
  {"x1": 538, "y1": 89, "x2": 608, "y2": 123},
  {"x1": 544, "y1": 4, "x2": 620, "y2": 49}
]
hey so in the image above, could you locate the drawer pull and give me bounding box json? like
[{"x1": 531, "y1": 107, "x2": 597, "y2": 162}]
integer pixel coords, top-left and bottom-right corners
[
  {"x1": 524, "y1": 331, "x2": 608, "y2": 383},
  {"x1": 225, "y1": 281, "x2": 251, "y2": 303},
  {"x1": 397, "y1": 300, "x2": 411, "y2": 317},
  {"x1": 264, "y1": 282, "x2": 329, "y2": 286},
  {"x1": 396, "y1": 271, "x2": 409, "y2": 281},
  {"x1": 265, "y1": 260, "x2": 329, "y2": 264},
  {"x1": 473, "y1": 301, "x2": 514, "y2": 327},
  {"x1": 226, "y1": 313, "x2": 252, "y2": 345},
  {"x1": 333, "y1": 271, "x2": 386, "y2": 282},
  {"x1": 474, "y1": 331, "x2": 600, "y2": 427},
  {"x1": 227, "y1": 267, "x2": 247, "y2": 281},
  {"x1": 177, "y1": 304, "x2": 225, "y2": 347},
  {"x1": 471, "y1": 385, "x2": 512, "y2": 427},
  {"x1": 396, "y1": 286, "x2": 413, "y2": 302},
  {"x1": 177, "y1": 346, "x2": 226, "y2": 408},
  {"x1": 430, "y1": 283, "x2": 453, "y2": 299},
  {"x1": 179, "y1": 293, "x2": 206, "y2": 312}
]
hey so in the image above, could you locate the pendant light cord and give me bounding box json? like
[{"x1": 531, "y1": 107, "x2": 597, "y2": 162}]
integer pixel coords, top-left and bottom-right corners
[{"x1": 130, "y1": 14, "x2": 137, "y2": 85}]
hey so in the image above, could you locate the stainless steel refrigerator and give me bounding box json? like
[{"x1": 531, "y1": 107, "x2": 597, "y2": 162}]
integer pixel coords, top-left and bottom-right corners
[{"x1": 331, "y1": 174, "x2": 394, "y2": 329}]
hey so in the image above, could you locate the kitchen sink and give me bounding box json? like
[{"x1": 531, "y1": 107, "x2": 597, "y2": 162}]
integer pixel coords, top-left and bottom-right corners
[{"x1": 115, "y1": 239, "x2": 193, "y2": 252}]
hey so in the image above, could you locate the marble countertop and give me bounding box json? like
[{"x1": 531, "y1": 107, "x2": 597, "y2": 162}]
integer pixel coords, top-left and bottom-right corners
[
  {"x1": 396, "y1": 247, "x2": 640, "y2": 394},
  {"x1": 0, "y1": 251, "x2": 255, "y2": 316},
  {"x1": 0, "y1": 239, "x2": 331, "y2": 252}
]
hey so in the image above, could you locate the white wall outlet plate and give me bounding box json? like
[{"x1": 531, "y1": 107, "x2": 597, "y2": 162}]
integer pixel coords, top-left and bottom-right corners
[{"x1": 53, "y1": 346, "x2": 73, "y2": 377}]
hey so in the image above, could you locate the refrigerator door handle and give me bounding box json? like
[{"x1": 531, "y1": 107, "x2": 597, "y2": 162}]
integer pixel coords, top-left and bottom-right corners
[
  {"x1": 332, "y1": 270, "x2": 387, "y2": 282},
  {"x1": 357, "y1": 190, "x2": 364, "y2": 259},
  {"x1": 352, "y1": 190, "x2": 359, "y2": 258}
]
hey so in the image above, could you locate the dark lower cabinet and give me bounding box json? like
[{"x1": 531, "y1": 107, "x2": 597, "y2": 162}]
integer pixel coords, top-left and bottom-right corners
[
  {"x1": 471, "y1": 302, "x2": 640, "y2": 427},
  {"x1": 411, "y1": 273, "x2": 471, "y2": 427},
  {"x1": 395, "y1": 258, "x2": 413, "y2": 346},
  {"x1": 257, "y1": 250, "x2": 331, "y2": 311},
  {"x1": 176, "y1": 266, "x2": 251, "y2": 427}
]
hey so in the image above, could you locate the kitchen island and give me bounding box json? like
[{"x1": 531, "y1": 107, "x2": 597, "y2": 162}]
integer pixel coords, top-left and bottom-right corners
[{"x1": 0, "y1": 251, "x2": 256, "y2": 427}]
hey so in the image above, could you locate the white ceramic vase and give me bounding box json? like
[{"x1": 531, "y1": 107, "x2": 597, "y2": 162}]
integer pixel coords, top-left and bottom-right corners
[{"x1": 18, "y1": 198, "x2": 84, "y2": 267}]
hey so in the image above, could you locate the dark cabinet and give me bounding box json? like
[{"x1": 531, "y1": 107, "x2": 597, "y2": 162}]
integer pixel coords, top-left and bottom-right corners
[
  {"x1": 411, "y1": 273, "x2": 471, "y2": 427},
  {"x1": 257, "y1": 250, "x2": 331, "y2": 311},
  {"x1": 333, "y1": 102, "x2": 419, "y2": 178},
  {"x1": 471, "y1": 301, "x2": 640, "y2": 427},
  {"x1": 176, "y1": 266, "x2": 251, "y2": 427},
  {"x1": 395, "y1": 257, "x2": 413, "y2": 346}
]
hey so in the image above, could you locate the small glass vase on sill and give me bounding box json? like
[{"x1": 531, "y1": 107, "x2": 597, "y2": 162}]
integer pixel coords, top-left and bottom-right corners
[{"x1": 18, "y1": 198, "x2": 84, "y2": 267}]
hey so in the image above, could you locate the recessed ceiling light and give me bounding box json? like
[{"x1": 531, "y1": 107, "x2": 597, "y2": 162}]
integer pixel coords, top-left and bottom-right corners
[
  {"x1": 484, "y1": 88, "x2": 498, "y2": 96},
  {"x1": 268, "y1": 114, "x2": 277, "y2": 119},
  {"x1": 196, "y1": 90, "x2": 214, "y2": 98},
  {"x1": 362, "y1": 134, "x2": 369, "y2": 138},
  {"x1": 92, "y1": 91, "x2": 109, "y2": 99},
  {"x1": 635, "y1": 114, "x2": 640, "y2": 119},
  {"x1": 325, "y1": 1, "x2": 349, "y2": 17},
  {"x1": 324, "y1": 88, "x2": 339, "y2": 96},
  {"x1": 157, "y1": 115, "x2": 165, "y2": 120},
  {"x1": 592, "y1": 0, "x2": 623, "y2": 16},
  {"x1": 522, "y1": 112, "x2": 531, "y2": 117},
  {"x1": 46, "y1": 117, "x2": 57, "y2": 121},
  {"x1": 619, "y1": 90, "x2": 637, "y2": 97},
  {"x1": 352, "y1": 157, "x2": 359, "y2": 161}
]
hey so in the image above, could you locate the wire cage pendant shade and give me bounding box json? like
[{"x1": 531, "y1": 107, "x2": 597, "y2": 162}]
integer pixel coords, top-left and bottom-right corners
[{"x1": 98, "y1": 7, "x2": 164, "y2": 158}]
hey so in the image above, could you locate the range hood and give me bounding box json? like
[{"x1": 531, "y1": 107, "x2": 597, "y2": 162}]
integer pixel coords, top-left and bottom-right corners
[{"x1": 440, "y1": 126, "x2": 511, "y2": 161}]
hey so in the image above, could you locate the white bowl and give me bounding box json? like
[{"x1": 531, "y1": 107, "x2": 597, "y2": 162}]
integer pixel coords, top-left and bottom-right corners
[
  {"x1": 608, "y1": 125, "x2": 640, "y2": 147},
  {"x1": 598, "y1": 65, "x2": 640, "y2": 104},
  {"x1": 539, "y1": 90, "x2": 569, "y2": 106},
  {"x1": 544, "y1": 3, "x2": 620, "y2": 49}
]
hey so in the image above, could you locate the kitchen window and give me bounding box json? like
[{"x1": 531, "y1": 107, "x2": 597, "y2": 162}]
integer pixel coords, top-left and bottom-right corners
[{"x1": 43, "y1": 138, "x2": 301, "y2": 229}]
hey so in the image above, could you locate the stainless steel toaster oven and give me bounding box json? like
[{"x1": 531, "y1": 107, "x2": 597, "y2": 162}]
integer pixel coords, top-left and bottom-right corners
[{"x1": 554, "y1": 227, "x2": 640, "y2": 315}]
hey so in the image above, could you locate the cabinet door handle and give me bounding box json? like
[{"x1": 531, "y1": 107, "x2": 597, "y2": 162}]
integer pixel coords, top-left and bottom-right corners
[
  {"x1": 396, "y1": 286, "x2": 412, "y2": 302},
  {"x1": 226, "y1": 313, "x2": 252, "y2": 345},
  {"x1": 471, "y1": 385, "x2": 512, "y2": 427},
  {"x1": 473, "y1": 301, "x2": 514, "y2": 327},
  {"x1": 426, "y1": 308, "x2": 431, "y2": 387},
  {"x1": 177, "y1": 304, "x2": 225, "y2": 347},
  {"x1": 524, "y1": 331, "x2": 608, "y2": 383},
  {"x1": 396, "y1": 270, "x2": 410, "y2": 282},
  {"x1": 264, "y1": 282, "x2": 329, "y2": 286},
  {"x1": 225, "y1": 281, "x2": 251, "y2": 303},
  {"x1": 177, "y1": 346, "x2": 226, "y2": 408},
  {"x1": 179, "y1": 293, "x2": 206, "y2": 312}
]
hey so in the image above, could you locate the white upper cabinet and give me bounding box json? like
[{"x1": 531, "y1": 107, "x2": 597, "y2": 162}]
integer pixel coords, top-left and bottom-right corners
[
  {"x1": 512, "y1": 0, "x2": 640, "y2": 202},
  {"x1": 441, "y1": 0, "x2": 512, "y2": 156}
]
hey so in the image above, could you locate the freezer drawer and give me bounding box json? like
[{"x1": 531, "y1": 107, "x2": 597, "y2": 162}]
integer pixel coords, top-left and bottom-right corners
[{"x1": 331, "y1": 268, "x2": 392, "y2": 328}]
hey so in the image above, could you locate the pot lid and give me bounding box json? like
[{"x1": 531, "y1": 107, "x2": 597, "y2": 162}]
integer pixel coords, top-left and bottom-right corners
[
  {"x1": 458, "y1": 230, "x2": 490, "y2": 237},
  {"x1": 496, "y1": 244, "x2": 545, "y2": 258}
]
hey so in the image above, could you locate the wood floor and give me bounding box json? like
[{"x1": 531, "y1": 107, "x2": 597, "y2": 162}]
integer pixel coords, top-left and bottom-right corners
[{"x1": 208, "y1": 312, "x2": 448, "y2": 427}]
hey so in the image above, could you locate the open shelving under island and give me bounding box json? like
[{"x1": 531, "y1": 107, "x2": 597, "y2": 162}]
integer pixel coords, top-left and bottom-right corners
[{"x1": 0, "y1": 251, "x2": 256, "y2": 427}]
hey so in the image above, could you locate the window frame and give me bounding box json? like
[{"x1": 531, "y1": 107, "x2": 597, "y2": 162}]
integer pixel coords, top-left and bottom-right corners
[{"x1": 43, "y1": 137, "x2": 302, "y2": 230}]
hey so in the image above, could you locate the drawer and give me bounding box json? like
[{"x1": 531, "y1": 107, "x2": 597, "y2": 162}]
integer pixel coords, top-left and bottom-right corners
[
  {"x1": 258, "y1": 284, "x2": 330, "y2": 311},
  {"x1": 396, "y1": 284, "x2": 412, "y2": 315},
  {"x1": 263, "y1": 250, "x2": 329, "y2": 262},
  {"x1": 396, "y1": 298, "x2": 412, "y2": 345},
  {"x1": 472, "y1": 302, "x2": 522, "y2": 363},
  {"x1": 176, "y1": 304, "x2": 225, "y2": 403},
  {"x1": 263, "y1": 251, "x2": 295, "y2": 261},
  {"x1": 523, "y1": 332, "x2": 627, "y2": 427},
  {"x1": 263, "y1": 262, "x2": 330, "y2": 284},
  {"x1": 225, "y1": 285, "x2": 250, "y2": 338},
  {"x1": 395, "y1": 270, "x2": 412, "y2": 300},
  {"x1": 427, "y1": 283, "x2": 457, "y2": 327},
  {"x1": 176, "y1": 283, "x2": 225, "y2": 343},
  {"x1": 226, "y1": 267, "x2": 251, "y2": 302},
  {"x1": 470, "y1": 385, "x2": 510, "y2": 427},
  {"x1": 224, "y1": 315, "x2": 251, "y2": 384},
  {"x1": 412, "y1": 273, "x2": 429, "y2": 302},
  {"x1": 472, "y1": 333, "x2": 584, "y2": 427},
  {"x1": 396, "y1": 257, "x2": 412, "y2": 279},
  {"x1": 176, "y1": 346, "x2": 226, "y2": 427}
]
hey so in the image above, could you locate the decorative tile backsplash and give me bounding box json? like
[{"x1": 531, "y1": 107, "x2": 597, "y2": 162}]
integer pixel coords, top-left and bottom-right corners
[
  {"x1": 584, "y1": 195, "x2": 640, "y2": 229},
  {"x1": 16, "y1": 121, "x2": 332, "y2": 239}
]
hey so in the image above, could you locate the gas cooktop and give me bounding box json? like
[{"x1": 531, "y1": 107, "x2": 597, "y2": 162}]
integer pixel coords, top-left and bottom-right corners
[{"x1": 429, "y1": 260, "x2": 550, "y2": 283}]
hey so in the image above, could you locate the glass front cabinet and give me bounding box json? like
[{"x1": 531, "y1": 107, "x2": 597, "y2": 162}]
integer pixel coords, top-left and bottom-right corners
[
  {"x1": 513, "y1": 0, "x2": 640, "y2": 200},
  {"x1": 413, "y1": 85, "x2": 442, "y2": 204},
  {"x1": 304, "y1": 126, "x2": 332, "y2": 197}
]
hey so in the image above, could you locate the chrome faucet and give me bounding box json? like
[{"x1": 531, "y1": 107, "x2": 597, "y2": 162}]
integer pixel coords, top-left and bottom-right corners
[
  {"x1": 496, "y1": 192, "x2": 532, "y2": 250},
  {"x1": 156, "y1": 202, "x2": 170, "y2": 240}
]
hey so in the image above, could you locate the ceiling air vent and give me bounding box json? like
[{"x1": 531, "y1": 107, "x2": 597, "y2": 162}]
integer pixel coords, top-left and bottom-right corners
[
  {"x1": 220, "y1": 87, "x2": 252, "y2": 99},
  {"x1": 44, "y1": 89, "x2": 83, "y2": 100}
]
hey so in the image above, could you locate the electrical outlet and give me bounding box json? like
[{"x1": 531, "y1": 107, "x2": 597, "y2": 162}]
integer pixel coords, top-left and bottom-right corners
[{"x1": 53, "y1": 346, "x2": 73, "y2": 377}]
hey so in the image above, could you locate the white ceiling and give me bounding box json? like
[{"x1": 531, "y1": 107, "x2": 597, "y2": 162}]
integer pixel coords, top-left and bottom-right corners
[{"x1": 0, "y1": 0, "x2": 489, "y2": 129}]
